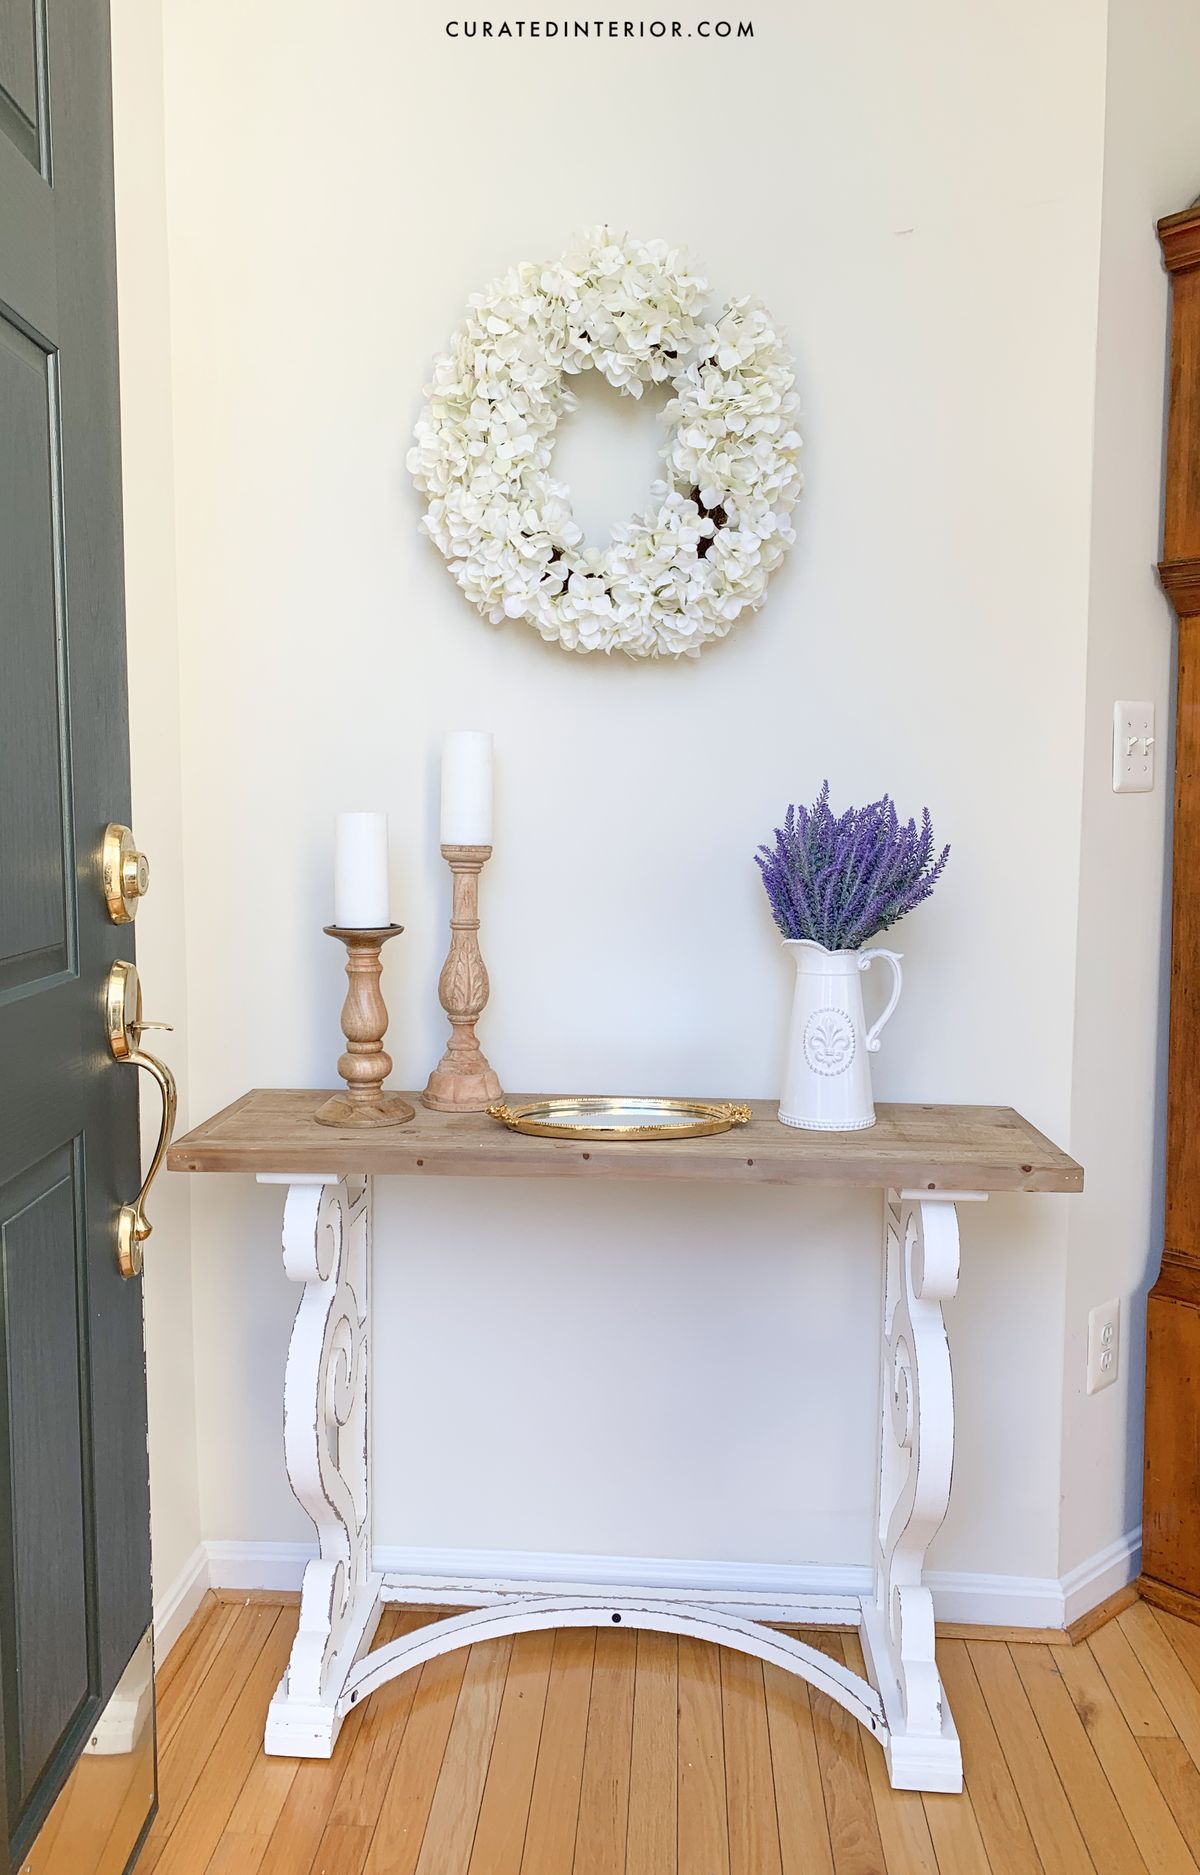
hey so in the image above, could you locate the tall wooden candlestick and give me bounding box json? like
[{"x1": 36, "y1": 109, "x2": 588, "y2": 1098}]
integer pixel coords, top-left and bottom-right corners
[
  {"x1": 315, "y1": 925, "x2": 415, "y2": 1129},
  {"x1": 423, "y1": 845, "x2": 503, "y2": 1112}
]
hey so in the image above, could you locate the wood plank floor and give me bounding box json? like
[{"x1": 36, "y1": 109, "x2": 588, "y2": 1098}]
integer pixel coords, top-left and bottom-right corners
[{"x1": 142, "y1": 1595, "x2": 1200, "y2": 1874}]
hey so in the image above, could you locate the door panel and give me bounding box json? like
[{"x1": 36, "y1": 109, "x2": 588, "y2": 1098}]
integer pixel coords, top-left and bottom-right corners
[
  {"x1": 0, "y1": 0, "x2": 45, "y2": 175},
  {"x1": 0, "y1": 2, "x2": 37, "y2": 122},
  {"x1": 1, "y1": 1150, "x2": 91, "y2": 1807},
  {"x1": 0, "y1": 314, "x2": 71, "y2": 995},
  {"x1": 0, "y1": 2, "x2": 153, "y2": 1867},
  {"x1": 26, "y1": 1629, "x2": 154, "y2": 1875}
]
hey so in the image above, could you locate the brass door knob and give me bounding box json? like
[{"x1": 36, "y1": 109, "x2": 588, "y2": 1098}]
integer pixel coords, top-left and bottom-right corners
[
  {"x1": 105, "y1": 961, "x2": 176, "y2": 1279},
  {"x1": 102, "y1": 823, "x2": 150, "y2": 923}
]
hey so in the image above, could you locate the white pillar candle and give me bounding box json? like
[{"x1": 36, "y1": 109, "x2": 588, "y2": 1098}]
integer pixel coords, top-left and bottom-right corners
[
  {"x1": 334, "y1": 812, "x2": 390, "y2": 928},
  {"x1": 440, "y1": 731, "x2": 493, "y2": 846}
]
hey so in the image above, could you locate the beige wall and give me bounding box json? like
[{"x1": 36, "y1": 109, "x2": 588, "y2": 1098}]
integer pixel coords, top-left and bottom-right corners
[
  {"x1": 109, "y1": 0, "x2": 1200, "y2": 1615},
  {"x1": 109, "y1": 0, "x2": 202, "y2": 1613},
  {"x1": 154, "y1": 0, "x2": 1112, "y2": 1587},
  {"x1": 1060, "y1": 0, "x2": 1200, "y2": 1577}
]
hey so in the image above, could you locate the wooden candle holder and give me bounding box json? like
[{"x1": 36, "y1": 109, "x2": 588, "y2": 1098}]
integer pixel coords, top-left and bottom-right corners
[
  {"x1": 314, "y1": 925, "x2": 415, "y2": 1129},
  {"x1": 423, "y1": 845, "x2": 503, "y2": 1112}
]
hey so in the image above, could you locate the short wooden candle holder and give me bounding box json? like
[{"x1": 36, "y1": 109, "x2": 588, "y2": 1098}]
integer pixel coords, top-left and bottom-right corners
[
  {"x1": 314, "y1": 925, "x2": 415, "y2": 1129},
  {"x1": 423, "y1": 845, "x2": 503, "y2": 1112}
]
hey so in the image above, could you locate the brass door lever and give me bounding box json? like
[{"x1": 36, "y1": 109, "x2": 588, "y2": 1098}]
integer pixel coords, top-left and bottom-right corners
[{"x1": 105, "y1": 960, "x2": 177, "y2": 1278}]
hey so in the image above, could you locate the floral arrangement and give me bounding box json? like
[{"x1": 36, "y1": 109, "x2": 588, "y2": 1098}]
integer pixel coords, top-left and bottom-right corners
[
  {"x1": 407, "y1": 229, "x2": 803, "y2": 660},
  {"x1": 756, "y1": 782, "x2": 950, "y2": 951}
]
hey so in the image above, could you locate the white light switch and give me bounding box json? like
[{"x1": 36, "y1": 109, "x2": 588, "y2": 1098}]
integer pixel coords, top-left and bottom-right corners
[{"x1": 1112, "y1": 701, "x2": 1155, "y2": 793}]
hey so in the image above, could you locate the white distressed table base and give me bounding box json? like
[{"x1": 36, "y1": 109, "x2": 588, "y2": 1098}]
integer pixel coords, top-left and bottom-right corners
[{"x1": 258, "y1": 1173, "x2": 977, "y2": 1791}]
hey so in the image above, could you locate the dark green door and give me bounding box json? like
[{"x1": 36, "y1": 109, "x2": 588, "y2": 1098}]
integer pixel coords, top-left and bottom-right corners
[{"x1": 0, "y1": 2, "x2": 154, "y2": 1869}]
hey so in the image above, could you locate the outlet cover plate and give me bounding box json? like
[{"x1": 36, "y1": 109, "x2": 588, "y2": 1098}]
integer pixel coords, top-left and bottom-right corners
[
  {"x1": 1113, "y1": 701, "x2": 1155, "y2": 793},
  {"x1": 1087, "y1": 1297, "x2": 1120, "y2": 1394}
]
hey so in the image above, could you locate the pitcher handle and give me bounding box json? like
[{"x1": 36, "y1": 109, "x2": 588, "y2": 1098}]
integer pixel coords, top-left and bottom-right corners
[{"x1": 858, "y1": 949, "x2": 903, "y2": 1052}]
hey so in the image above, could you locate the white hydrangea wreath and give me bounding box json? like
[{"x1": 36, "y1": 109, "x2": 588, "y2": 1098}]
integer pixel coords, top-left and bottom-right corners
[{"x1": 407, "y1": 230, "x2": 803, "y2": 659}]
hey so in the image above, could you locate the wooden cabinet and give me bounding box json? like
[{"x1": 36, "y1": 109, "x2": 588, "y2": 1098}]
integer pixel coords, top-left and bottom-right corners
[{"x1": 1141, "y1": 203, "x2": 1200, "y2": 1620}]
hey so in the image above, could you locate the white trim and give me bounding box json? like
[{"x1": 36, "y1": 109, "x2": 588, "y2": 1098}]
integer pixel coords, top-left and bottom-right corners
[
  {"x1": 205, "y1": 1539, "x2": 314, "y2": 1593},
  {"x1": 1060, "y1": 1526, "x2": 1142, "y2": 1626},
  {"x1": 152, "y1": 1541, "x2": 209, "y2": 1663},
  {"x1": 924, "y1": 1567, "x2": 1066, "y2": 1627},
  {"x1": 379, "y1": 1547, "x2": 875, "y2": 1600},
  {"x1": 201, "y1": 1532, "x2": 1143, "y2": 1632}
]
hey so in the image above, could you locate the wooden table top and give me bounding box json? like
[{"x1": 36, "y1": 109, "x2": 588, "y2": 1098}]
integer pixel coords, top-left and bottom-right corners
[{"x1": 167, "y1": 1090, "x2": 1082, "y2": 1194}]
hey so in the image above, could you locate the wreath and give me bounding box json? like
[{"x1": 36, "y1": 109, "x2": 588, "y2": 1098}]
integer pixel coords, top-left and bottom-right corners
[{"x1": 407, "y1": 230, "x2": 803, "y2": 659}]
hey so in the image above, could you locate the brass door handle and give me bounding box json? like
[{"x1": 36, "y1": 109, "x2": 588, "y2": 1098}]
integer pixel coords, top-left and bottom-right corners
[{"x1": 105, "y1": 961, "x2": 177, "y2": 1279}]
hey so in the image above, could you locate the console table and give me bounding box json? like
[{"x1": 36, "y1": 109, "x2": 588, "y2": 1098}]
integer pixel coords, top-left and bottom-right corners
[{"x1": 168, "y1": 1091, "x2": 1081, "y2": 1793}]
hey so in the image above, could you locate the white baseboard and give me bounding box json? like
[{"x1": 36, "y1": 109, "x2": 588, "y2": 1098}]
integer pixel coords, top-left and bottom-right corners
[
  {"x1": 923, "y1": 1566, "x2": 1067, "y2": 1628},
  {"x1": 1060, "y1": 1527, "x2": 1142, "y2": 1626},
  {"x1": 204, "y1": 1539, "x2": 314, "y2": 1593},
  {"x1": 197, "y1": 1531, "x2": 1143, "y2": 1632},
  {"x1": 152, "y1": 1542, "x2": 209, "y2": 1662}
]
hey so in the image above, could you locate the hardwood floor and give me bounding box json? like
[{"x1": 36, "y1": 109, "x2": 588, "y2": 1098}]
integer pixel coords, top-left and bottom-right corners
[{"x1": 141, "y1": 1595, "x2": 1200, "y2": 1874}]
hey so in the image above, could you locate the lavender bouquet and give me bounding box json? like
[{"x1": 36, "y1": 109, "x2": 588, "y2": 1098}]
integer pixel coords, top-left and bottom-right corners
[{"x1": 756, "y1": 782, "x2": 950, "y2": 951}]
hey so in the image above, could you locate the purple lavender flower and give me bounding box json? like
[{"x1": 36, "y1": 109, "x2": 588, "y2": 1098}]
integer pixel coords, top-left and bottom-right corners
[{"x1": 755, "y1": 782, "x2": 950, "y2": 950}]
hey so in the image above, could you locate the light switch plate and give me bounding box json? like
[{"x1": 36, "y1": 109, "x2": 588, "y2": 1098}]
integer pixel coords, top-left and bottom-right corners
[{"x1": 1113, "y1": 701, "x2": 1155, "y2": 793}]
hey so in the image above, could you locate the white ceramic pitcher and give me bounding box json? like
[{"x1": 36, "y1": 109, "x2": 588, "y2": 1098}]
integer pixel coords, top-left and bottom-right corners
[{"x1": 779, "y1": 939, "x2": 903, "y2": 1131}]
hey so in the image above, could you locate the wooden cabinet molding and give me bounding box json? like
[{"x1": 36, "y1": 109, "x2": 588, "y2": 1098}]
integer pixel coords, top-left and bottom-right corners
[{"x1": 1140, "y1": 200, "x2": 1200, "y2": 1620}]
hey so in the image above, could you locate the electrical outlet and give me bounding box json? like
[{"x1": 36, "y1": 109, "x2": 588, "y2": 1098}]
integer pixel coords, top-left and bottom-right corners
[
  {"x1": 1087, "y1": 1298, "x2": 1120, "y2": 1394},
  {"x1": 1113, "y1": 701, "x2": 1155, "y2": 793}
]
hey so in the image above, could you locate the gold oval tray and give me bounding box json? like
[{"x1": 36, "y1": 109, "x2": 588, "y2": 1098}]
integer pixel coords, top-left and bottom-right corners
[{"x1": 486, "y1": 1097, "x2": 752, "y2": 1142}]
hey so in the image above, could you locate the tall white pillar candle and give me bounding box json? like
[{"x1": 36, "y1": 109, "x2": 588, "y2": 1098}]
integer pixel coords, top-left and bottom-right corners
[
  {"x1": 334, "y1": 812, "x2": 390, "y2": 927},
  {"x1": 440, "y1": 731, "x2": 493, "y2": 846}
]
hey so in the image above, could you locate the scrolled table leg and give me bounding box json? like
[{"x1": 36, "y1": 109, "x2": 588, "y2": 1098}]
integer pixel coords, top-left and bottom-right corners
[
  {"x1": 861, "y1": 1188, "x2": 981, "y2": 1791},
  {"x1": 260, "y1": 1172, "x2": 383, "y2": 1757}
]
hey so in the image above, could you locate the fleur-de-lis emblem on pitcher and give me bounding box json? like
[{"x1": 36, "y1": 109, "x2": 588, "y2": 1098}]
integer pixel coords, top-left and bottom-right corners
[{"x1": 803, "y1": 1008, "x2": 856, "y2": 1077}]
